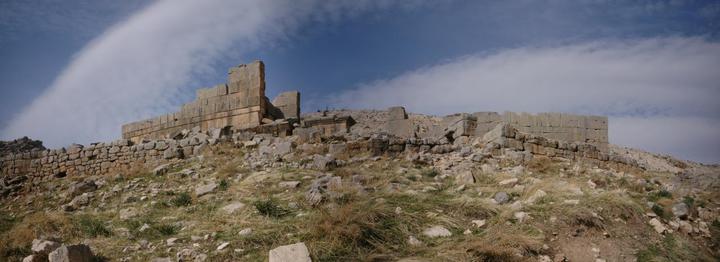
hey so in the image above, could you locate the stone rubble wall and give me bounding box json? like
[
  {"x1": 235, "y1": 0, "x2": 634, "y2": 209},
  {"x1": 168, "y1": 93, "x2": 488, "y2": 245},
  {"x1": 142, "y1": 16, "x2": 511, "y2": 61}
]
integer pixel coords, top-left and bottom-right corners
[
  {"x1": 121, "y1": 61, "x2": 300, "y2": 144},
  {"x1": 0, "y1": 132, "x2": 218, "y2": 186}
]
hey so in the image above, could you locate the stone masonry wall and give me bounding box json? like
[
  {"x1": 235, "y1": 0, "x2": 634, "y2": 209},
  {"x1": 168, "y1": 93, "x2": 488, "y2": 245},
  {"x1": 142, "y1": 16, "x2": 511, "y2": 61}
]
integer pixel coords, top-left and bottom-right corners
[
  {"x1": 384, "y1": 107, "x2": 608, "y2": 152},
  {"x1": 121, "y1": 61, "x2": 300, "y2": 144},
  {"x1": 0, "y1": 132, "x2": 217, "y2": 186},
  {"x1": 473, "y1": 112, "x2": 608, "y2": 151}
]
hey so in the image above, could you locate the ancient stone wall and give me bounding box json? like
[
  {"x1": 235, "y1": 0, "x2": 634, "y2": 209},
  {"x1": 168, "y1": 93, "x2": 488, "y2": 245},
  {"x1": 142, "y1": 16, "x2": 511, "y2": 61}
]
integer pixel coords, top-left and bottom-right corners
[
  {"x1": 0, "y1": 131, "x2": 220, "y2": 185},
  {"x1": 384, "y1": 107, "x2": 608, "y2": 152},
  {"x1": 473, "y1": 112, "x2": 608, "y2": 151},
  {"x1": 121, "y1": 61, "x2": 300, "y2": 144}
]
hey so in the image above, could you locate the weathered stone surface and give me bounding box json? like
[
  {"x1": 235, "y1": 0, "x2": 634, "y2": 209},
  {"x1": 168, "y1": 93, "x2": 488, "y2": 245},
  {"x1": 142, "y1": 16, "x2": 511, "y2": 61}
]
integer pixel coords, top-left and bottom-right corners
[
  {"x1": 455, "y1": 170, "x2": 475, "y2": 185},
  {"x1": 494, "y1": 192, "x2": 510, "y2": 204},
  {"x1": 672, "y1": 202, "x2": 689, "y2": 219},
  {"x1": 649, "y1": 218, "x2": 667, "y2": 234},
  {"x1": 31, "y1": 239, "x2": 61, "y2": 254},
  {"x1": 195, "y1": 182, "x2": 218, "y2": 197},
  {"x1": 313, "y1": 155, "x2": 337, "y2": 170},
  {"x1": 48, "y1": 244, "x2": 94, "y2": 262},
  {"x1": 221, "y1": 202, "x2": 245, "y2": 214},
  {"x1": 68, "y1": 181, "x2": 97, "y2": 197},
  {"x1": 152, "y1": 164, "x2": 171, "y2": 176},
  {"x1": 269, "y1": 242, "x2": 312, "y2": 262}
]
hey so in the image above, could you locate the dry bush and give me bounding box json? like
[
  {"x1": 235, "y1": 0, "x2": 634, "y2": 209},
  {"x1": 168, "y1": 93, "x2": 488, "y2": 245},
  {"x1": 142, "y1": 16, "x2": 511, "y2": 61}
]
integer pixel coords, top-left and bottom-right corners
[
  {"x1": 526, "y1": 156, "x2": 554, "y2": 173},
  {"x1": 460, "y1": 226, "x2": 544, "y2": 262},
  {"x1": 1, "y1": 212, "x2": 78, "y2": 260},
  {"x1": 306, "y1": 193, "x2": 417, "y2": 260}
]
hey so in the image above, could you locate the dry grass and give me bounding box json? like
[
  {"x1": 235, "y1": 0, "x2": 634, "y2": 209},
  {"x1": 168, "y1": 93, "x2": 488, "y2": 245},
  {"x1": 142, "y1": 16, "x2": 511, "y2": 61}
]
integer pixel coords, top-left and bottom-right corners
[{"x1": 0, "y1": 212, "x2": 78, "y2": 260}]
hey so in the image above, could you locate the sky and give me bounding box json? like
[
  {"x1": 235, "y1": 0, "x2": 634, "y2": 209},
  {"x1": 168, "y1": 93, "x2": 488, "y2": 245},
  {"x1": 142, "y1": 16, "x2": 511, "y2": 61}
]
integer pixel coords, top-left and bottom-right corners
[{"x1": 0, "y1": 0, "x2": 719, "y2": 163}]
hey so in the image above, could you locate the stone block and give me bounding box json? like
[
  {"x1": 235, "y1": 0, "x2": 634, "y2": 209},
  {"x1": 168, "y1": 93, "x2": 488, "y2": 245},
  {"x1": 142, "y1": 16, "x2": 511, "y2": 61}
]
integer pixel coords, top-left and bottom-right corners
[{"x1": 388, "y1": 106, "x2": 408, "y2": 120}]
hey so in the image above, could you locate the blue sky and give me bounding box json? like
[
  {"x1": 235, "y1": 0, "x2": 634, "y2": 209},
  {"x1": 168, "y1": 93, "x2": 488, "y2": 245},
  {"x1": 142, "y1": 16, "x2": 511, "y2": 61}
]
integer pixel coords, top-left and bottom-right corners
[{"x1": 1, "y1": 0, "x2": 719, "y2": 163}]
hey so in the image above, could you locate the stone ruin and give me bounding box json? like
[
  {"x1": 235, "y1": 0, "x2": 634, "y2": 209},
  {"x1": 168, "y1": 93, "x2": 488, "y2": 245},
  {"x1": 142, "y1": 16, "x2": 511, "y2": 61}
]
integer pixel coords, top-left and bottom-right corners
[
  {"x1": 1, "y1": 60, "x2": 618, "y2": 196},
  {"x1": 121, "y1": 61, "x2": 301, "y2": 143}
]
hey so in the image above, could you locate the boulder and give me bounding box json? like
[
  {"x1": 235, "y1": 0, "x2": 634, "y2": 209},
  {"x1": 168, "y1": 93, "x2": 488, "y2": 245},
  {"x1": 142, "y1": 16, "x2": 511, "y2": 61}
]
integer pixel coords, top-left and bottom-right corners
[
  {"x1": 68, "y1": 181, "x2": 97, "y2": 197},
  {"x1": 648, "y1": 218, "x2": 667, "y2": 234},
  {"x1": 31, "y1": 239, "x2": 61, "y2": 254},
  {"x1": 48, "y1": 244, "x2": 94, "y2": 262},
  {"x1": 672, "y1": 202, "x2": 689, "y2": 220},
  {"x1": 269, "y1": 242, "x2": 312, "y2": 262},
  {"x1": 313, "y1": 155, "x2": 337, "y2": 171}
]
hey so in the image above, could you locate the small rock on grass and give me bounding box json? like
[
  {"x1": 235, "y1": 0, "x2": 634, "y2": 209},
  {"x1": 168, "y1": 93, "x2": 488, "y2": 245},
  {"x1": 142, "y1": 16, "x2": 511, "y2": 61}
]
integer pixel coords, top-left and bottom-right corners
[
  {"x1": 422, "y1": 225, "x2": 452, "y2": 238},
  {"x1": 269, "y1": 242, "x2": 312, "y2": 262}
]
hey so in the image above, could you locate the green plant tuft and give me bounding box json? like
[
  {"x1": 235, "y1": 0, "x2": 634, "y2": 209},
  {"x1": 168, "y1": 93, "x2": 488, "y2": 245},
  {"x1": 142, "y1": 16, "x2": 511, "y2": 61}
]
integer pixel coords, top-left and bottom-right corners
[
  {"x1": 254, "y1": 199, "x2": 290, "y2": 218},
  {"x1": 171, "y1": 192, "x2": 192, "y2": 207}
]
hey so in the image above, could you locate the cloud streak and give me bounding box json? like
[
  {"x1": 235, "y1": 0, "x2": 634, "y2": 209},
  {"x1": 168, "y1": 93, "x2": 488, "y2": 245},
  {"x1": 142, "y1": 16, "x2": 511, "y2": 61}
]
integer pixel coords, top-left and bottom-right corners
[
  {"x1": 331, "y1": 38, "x2": 720, "y2": 163},
  {"x1": 1, "y1": 0, "x2": 421, "y2": 148}
]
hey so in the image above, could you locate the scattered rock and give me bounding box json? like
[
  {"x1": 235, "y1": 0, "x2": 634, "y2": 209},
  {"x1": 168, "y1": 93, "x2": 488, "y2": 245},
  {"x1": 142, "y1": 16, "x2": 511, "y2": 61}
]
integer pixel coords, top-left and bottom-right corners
[
  {"x1": 68, "y1": 181, "x2": 97, "y2": 197},
  {"x1": 672, "y1": 202, "x2": 689, "y2": 220},
  {"x1": 493, "y1": 192, "x2": 510, "y2": 204},
  {"x1": 422, "y1": 225, "x2": 452, "y2": 238},
  {"x1": 313, "y1": 155, "x2": 337, "y2": 170},
  {"x1": 48, "y1": 244, "x2": 94, "y2": 262},
  {"x1": 152, "y1": 164, "x2": 171, "y2": 176},
  {"x1": 221, "y1": 202, "x2": 245, "y2": 214},
  {"x1": 217, "y1": 242, "x2": 230, "y2": 250},
  {"x1": 238, "y1": 228, "x2": 253, "y2": 236},
  {"x1": 407, "y1": 236, "x2": 422, "y2": 246},
  {"x1": 514, "y1": 212, "x2": 529, "y2": 223},
  {"x1": 269, "y1": 242, "x2": 312, "y2": 262},
  {"x1": 31, "y1": 239, "x2": 61, "y2": 254},
  {"x1": 649, "y1": 218, "x2": 667, "y2": 234},
  {"x1": 471, "y1": 219, "x2": 486, "y2": 228},
  {"x1": 195, "y1": 182, "x2": 218, "y2": 197}
]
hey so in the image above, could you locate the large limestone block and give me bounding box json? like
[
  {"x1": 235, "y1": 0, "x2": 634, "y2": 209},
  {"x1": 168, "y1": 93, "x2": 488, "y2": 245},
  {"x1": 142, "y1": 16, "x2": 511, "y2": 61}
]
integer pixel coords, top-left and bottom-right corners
[
  {"x1": 386, "y1": 119, "x2": 415, "y2": 138},
  {"x1": 272, "y1": 91, "x2": 301, "y2": 119},
  {"x1": 269, "y1": 242, "x2": 312, "y2": 262},
  {"x1": 228, "y1": 61, "x2": 265, "y2": 95},
  {"x1": 388, "y1": 106, "x2": 408, "y2": 120}
]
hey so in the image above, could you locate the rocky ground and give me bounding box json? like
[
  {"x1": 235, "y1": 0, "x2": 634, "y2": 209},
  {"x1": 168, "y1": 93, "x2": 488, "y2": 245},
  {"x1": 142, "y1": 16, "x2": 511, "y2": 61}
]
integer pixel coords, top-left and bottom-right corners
[{"x1": 1, "y1": 111, "x2": 719, "y2": 262}]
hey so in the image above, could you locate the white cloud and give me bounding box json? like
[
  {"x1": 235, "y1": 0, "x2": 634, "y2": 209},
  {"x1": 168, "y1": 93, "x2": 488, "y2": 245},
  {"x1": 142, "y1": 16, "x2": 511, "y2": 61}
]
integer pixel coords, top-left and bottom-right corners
[
  {"x1": 1, "y1": 0, "x2": 423, "y2": 148},
  {"x1": 331, "y1": 38, "x2": 720, "y2": 163}
]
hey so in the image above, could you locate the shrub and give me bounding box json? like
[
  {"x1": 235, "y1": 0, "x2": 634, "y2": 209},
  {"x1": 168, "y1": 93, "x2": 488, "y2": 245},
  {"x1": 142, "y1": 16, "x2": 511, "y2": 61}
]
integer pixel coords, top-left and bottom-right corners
[
  {"x1": 421, "y1": 168, "x2": 439, "y2": 178},
  {"x1": 254, "y1": 199, "x2": 289, "y2": 218},
  {"x1": 219, "y1": 179, "x2": 229, "y2": 191},
  {"x1": 171, "y1": 192, "x2": 192, "y2": 207},
  {"x1": 156, "y1": 224, "x2": 179, "y2": 236},
  {"x1": 652, "y1": 204, "x2": 668, "y2": 219},
  {"x1": 74, "y1": 215, "x2": 111, "y2": 238}
]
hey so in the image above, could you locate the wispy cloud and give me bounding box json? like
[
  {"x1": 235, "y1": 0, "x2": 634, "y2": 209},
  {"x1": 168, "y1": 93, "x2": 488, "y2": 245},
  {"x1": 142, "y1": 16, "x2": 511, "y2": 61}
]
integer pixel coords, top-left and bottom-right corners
[
  {"x1": 330, "y1": 38, "x2": 720, "y2": 163},
  {"x1": 0, "y1": 0, "x2": 426, "y2": 147}
]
